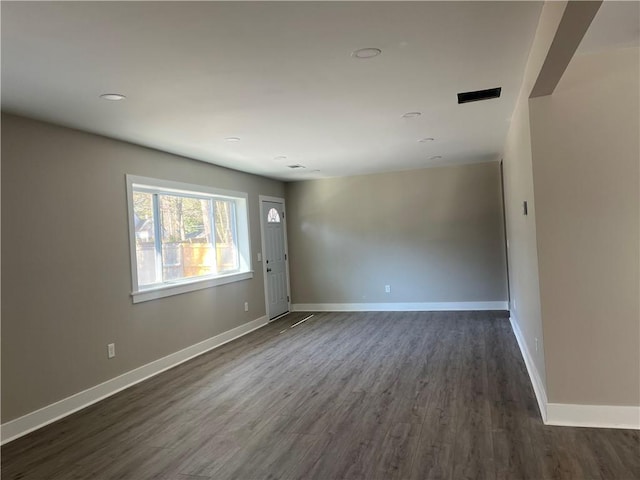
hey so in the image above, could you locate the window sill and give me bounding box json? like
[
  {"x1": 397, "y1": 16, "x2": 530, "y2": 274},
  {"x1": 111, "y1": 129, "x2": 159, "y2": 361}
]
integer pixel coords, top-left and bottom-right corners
[{"x1": 131, "y1": 271, "x2": 254, "y2": 304}]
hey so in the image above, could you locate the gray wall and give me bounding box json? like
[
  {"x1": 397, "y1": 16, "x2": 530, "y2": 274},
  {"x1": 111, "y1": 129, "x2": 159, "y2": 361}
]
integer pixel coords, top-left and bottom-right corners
[
  {"x1": 1, "y1": 114, "x2": 284, "y2": 422},
  {"x1": 530, "y1": 46, "x2": 640, "y2": 406},
  {"x1": 501, "y1": 0, "x2": 567, "y2": 392},
  {"x1": 285, "y1": 162, "x2": 508, "y2": 305}
]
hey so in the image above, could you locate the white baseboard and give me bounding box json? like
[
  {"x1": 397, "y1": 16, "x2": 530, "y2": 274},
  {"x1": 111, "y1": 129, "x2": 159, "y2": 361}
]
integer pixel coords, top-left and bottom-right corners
[
  {"x1": 292, "y1": 301, "x2": 509, "y2": 312},
  {"x1": 509, "y1": 315, "x2": 549, "y2": 422},
  {"x1": 5, "y1": 310, "x2": 635, "y2": 442},
  {"x1": 546, "y1": 403, "x2": 640, "y2": 430},
  {"x1": 1, "y1": 315, "x2": 269, "y2": 445}
]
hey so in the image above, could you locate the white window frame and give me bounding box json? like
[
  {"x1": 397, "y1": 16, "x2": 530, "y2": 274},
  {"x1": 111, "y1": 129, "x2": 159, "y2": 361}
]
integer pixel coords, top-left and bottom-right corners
[{"x1": 126, "y1": 175, "x2": 253, "y2": 303}]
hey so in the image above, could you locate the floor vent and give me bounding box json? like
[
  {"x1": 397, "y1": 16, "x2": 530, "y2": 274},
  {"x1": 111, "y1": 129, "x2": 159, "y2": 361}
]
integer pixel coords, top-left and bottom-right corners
[{"x1": 457, "y1": 87, "x2": 502, "y2": 104}]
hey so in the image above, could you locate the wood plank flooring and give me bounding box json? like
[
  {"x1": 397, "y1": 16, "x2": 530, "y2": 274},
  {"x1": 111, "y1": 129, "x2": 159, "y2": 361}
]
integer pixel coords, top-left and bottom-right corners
[{"x1": 2, "y1": 311, "x2": 639, "y2": 479}]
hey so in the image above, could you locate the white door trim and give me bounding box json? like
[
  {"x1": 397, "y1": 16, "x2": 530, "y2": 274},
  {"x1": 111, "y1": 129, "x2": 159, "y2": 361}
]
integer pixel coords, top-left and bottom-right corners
[{"x1": 259, "y1": 195, "x2": 292, "y2": 321}]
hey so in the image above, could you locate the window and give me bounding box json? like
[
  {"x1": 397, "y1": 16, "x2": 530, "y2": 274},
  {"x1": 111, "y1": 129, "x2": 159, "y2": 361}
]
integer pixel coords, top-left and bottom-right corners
[
  {"x1": 127, "y1": 175, "x2": 252, "y2": 303},
  {"x1": 267, "y1": 207, "x2": 281, "y2": 223}
]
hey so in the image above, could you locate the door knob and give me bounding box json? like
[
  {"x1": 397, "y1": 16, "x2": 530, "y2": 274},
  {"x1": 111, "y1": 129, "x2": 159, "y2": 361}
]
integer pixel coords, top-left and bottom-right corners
[{"x1": 266, "y1": 268, "x2": 272, "y2": 272}]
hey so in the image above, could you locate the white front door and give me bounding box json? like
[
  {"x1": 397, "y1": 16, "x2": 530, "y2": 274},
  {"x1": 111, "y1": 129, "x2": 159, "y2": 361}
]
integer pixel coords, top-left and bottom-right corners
[{"x1": 262, "y1": 200, "x2": 289, "y2": 319}]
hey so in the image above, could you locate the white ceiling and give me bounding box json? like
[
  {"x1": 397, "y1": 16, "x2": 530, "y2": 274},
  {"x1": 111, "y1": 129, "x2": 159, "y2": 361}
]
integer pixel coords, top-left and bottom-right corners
[
  {"x1": 577, "y1": 0, "x2": 640, "y2": 55},
  {"x1": 1, "y1": 1, "x2": 543, "y2": 181}
]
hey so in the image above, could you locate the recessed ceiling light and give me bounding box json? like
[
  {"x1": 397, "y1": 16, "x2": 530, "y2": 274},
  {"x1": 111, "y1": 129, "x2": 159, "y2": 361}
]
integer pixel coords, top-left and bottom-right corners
[
  {"x1": 351, "y1": 47, "x2": 382, "y2": 59},
  {"x1": 418, "y1": 137, "x2": 435, "y2": 143},
  {"x1": 99, "y1": 93, "x2": 126, "y2": 101},
  {"x1": 402, "y1": 112, "x2": 421, "y2": 118},
  {"x1": 274, "y1": 156, "x2": 287, "y2": 161},
  {"x1": 225, "y1": 137, "x2": 241, "y2": 142},
  {"x1": 429, "y1": 155, "x2": 442, "y2": 160},
  {"x1": 287, "y1": 164, "x2": 306, "y2": 169}
]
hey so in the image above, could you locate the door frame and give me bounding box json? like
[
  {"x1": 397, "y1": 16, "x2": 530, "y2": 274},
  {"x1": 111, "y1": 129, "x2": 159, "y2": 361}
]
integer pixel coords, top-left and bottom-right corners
[
  {"x1": 259, "y1": 195, "x2": 292, "y2": 321},
  {"x1": 499, "y1": 159, "x2": 511, "y2": 304}
]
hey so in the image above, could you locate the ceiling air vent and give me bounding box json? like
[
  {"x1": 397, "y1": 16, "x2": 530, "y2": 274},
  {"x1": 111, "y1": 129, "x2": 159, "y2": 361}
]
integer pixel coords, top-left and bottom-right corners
[
  {"x1": 287, "y1": 164, "x2": 306, "y2": 169},
  {"x1": 457, "y1": 87, "x2": 502, "y2": 104}
]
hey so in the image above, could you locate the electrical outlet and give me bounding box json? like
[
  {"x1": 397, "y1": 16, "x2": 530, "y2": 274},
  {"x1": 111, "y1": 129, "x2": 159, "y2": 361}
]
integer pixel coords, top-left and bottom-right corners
[
  {"x1": 257, "y1": 252, "x2": 262, "y2": 262},
  {"x1": 107, "y1": 343, "x2": 115, "y2": 359},
  {"x1": 385, "y1": 285, "x2": 391, "y2": 293},
  {"x1": 244, "y1": 302, "x2": 249, "y2": 312}
]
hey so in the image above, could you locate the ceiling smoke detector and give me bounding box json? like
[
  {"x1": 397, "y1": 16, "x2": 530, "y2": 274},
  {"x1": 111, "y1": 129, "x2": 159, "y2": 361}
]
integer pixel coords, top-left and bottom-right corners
[
  {"x1": 402, "y1": 112, "x2": 422, "y2": 118},
  {"x1": 225, "y1": 137, "x2": 241, "y2": 142},
  {"x1": 418, "y1": 137, "x2": 435, "y2": 142},
  {"x1": 287, "y1": 164, "x2": 306, "y2": 169}
]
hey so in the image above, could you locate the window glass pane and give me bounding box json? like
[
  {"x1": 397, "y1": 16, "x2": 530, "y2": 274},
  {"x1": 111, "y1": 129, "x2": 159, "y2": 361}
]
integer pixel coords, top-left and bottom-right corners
[
  {"x1": 214, "y1": 200, "x2": 239, "y2": 273},
  {"x1": 129, "y1": 177, "x2": 252, "y2": 300},
  {"x1": 159, "y1": 195, "x2": 215, "y2": 281},
  {"x1": 133, "y1": 191, "x2": 158, "y2": 286},
  {"x1": 267, "y1": 207, "x2": 281, "y2": 223}
]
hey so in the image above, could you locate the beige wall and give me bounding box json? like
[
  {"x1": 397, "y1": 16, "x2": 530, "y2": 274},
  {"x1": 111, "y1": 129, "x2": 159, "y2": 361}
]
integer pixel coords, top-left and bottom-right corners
[
  {"x1": 530, "y1": 46, "x2": 640, "y2": 406},
  {"x1": 285, "y1": 162, "x2": 508, "y2": 305},
  {"x1": 501, "y1": 1, "x2": 568, "y2": 392},
  {"x1": 1, "y1": 114, "x2": 284, "y2": 422},
  {"x1": 502, "y1": 97, "x2": 547, "y2": 386}
]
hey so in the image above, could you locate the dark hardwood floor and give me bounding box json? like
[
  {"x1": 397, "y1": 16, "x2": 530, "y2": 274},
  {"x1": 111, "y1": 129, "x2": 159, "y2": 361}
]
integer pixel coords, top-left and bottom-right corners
[{"x1": 2, "y1": 311, "x2": 639, "y2": 479}]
